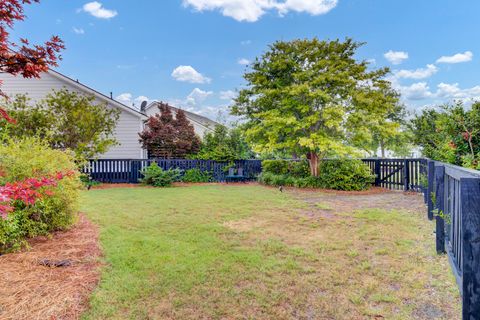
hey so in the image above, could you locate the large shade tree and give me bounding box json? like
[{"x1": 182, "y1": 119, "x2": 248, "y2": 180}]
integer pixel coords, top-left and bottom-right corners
[
  {"x1": 139, "y1": 102, "x2": 201, "y2": 159},
  {"x1": 231, "y1": 38, "x2": 397, "y2": 176},
  {"x1": 0, "y1": 0, "x2": 64, "y2": 123}
]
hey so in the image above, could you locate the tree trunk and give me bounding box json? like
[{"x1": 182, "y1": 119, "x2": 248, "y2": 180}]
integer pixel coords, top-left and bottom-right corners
[
  {"x1": 380, "y1": 140, "x2": 386, "y2": 158},
  {"x1": 307, "y1": 152, "x2": 319, "y2": 177}
]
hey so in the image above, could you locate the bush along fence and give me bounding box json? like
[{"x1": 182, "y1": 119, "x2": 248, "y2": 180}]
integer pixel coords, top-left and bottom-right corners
[
  {"x1": 84, "y1": 158, "x2": 428, "y2": 188},
  {"x1": 425, "y1": 160, "x2": 480, "y2": 319},
  {"x1": 82, "y1": 159, "x2": 262, "y2": 183}
]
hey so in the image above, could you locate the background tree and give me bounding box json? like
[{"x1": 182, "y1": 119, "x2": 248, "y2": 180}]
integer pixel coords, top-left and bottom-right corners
[
  {"x1": 361, "y1": 88, "x2": 411, "y2": 157},
  {"x1": 0, "y1": 0, "x2": 64, "y2": 123},
  {"x1": 194, "y1": 125, "x2": 254, "y2": 162},
  {"x1": 139, "y1": 102, "x2": 201, "y2": 159},
  {"x1": 411, "y1": 101, "x2": 480, "y2": 168},
  {"x1": 232, "y1": 38, "x2": 394, "y2": 176},
  {"x1": 3, "y1": 89, "x2": 120, "y2": 159}
]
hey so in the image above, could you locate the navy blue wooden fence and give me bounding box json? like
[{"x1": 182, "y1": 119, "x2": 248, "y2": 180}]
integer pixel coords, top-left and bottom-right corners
[
  {"x1": 426, "y1": 160, "x2": 480, "y2": 319},
  {"x1": 83, "y1": 159, "x2": 262, "y2": 183},
  {"x1": 362, "y1": 158, "x2": 427, "y2": 192}
]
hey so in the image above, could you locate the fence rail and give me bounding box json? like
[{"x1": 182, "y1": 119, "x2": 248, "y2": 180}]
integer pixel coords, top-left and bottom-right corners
[
  {"x1": 83, "y1": 159, "x2": 263, "y2": 183},
  {"x1": 426, "y1": 160, "x2": 480, "y2": 319}
]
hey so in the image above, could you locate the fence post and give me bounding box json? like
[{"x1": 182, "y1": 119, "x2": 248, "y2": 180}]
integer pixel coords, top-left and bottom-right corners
[
  {"x1": 427, "y1": 160, "x2": 435, "y2": 220},
  {"x1": 434, "y1": 165, "x2": 446, "y2": 254},
  {"x1": 460, "y1": 177, "x2": 480, "y2": 319},
  {"x1": 403, "y1": 159, "x2": 410, "y2": 191},
  {"x1": 374, "y1": 159, "x2": 381, "y2": 187}
]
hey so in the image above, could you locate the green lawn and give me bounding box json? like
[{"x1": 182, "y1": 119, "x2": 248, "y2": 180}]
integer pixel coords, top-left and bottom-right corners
[{"x1": 80, "y1": 185, "x2": 460, "y2": 319}]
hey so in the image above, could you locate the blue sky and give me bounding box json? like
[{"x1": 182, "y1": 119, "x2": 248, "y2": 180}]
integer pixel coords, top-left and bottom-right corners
[{"x1": 14, "y1": 0, "x2": 480, "y2": 120}]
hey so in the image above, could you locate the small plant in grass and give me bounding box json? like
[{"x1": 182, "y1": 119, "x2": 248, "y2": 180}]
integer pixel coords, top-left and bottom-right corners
[
  {"x1": 80, "y1": 174, "x2": 100, "y2": 189},
  {"x1": 140, "y1": 163, "x2": 182, "y2": 187},
  {"x1": 182, "y1": 168, "x2": 212, "y2": 183}
]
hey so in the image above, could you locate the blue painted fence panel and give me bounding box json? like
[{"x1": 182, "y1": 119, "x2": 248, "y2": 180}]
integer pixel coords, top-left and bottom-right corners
[{"x1": 83, "y1": 159, "x2": 263, "y2": 183}]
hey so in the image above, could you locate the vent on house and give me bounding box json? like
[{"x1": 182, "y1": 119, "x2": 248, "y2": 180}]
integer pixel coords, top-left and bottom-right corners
[{"x1": 140, "y1": 101, "x2": 148, "y2": 113}]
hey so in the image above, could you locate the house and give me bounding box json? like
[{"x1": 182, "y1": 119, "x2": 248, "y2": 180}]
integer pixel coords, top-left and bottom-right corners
[{"x1": 0, "y1": 70, "x2": 218, "y2": 159}]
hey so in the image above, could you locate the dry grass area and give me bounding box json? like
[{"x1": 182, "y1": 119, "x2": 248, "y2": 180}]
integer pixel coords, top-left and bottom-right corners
[
  {"x1": 0, "y1": 214, "x2": 101, "y2": 320},
  {"x1": 81, "y1": 185, "x2": 460, "y2": 319}
]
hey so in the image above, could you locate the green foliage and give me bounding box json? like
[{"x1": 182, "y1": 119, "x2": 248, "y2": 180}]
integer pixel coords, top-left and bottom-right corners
[
  {"x1": 0, "y1": 137, "x2": 81, "y2": 252},
  {"x1": 139, "y1": 163, "x2": 182, "y2": 187},
  {"x1": 262, "y1": 160, "x2": 309, "y2": 177},
  {"x1": 259, "y1": 159, "x2": 374, "y2": 191},
  {"x1": 194, "y1": 125, "x2": 254, "y2": 161},
  {"x1": 232, "y1": 38, "x2": 398, "y2": 175},
  {"x1": 182, "y1": 168, "x2": 212, "y2": 183},
  {"x1": 317, "y1": 159, "x2": 375, "y2": 191},
  {"x1": 411, "y1": 101, "x2": 480, "y2": 168},
  {"x1": 80, "y1": 174, "x2": 101, "y2": 189},
  {"x1": 3, "y1": 89, "x2": 120, "y2": 160},
  {"x1": 139, "y1": 103, "x2": 201, "y2": 159}
]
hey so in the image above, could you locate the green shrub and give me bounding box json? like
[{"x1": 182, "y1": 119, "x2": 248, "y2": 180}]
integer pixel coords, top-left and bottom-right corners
[
  {"x1": 182, "y1": 168, "x2": 212, "y2": 183},
  {"x1": 0, "y1": 137, "x2": 81, "y2": 252},
  {"x1": 262, "y1": 160, "x2": 309, "y2": 178},
  {"x1": 80, "y1": 173, "x2": 101, "y2": 189},
  {"x1": 140, "y1": 163, "x2": 182, "y2": 187},
  {"x1": 262, "y1": 160, "x2": 290, "y2": 175},
  {"x1": 259, "y1": 159, "x2": 374, "y2": 191},
  {"x1": 318, "y1": 159, "x2": 375, "y2": 191}
]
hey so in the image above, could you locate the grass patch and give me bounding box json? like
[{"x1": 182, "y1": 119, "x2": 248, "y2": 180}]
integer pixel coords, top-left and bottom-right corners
[{"x1": 81, "y1": 185, "x2": 460, "y2": 319}]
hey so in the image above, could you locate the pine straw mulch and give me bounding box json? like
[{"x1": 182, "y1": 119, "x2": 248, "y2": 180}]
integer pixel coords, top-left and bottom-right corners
[{"x1": 0, "y1": 214, "x2": 102, "y2": 320}]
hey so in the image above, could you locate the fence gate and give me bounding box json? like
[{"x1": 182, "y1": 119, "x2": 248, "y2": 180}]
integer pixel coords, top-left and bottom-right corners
[{"x1": 363, "y1": 158, "x2": 427, "y2": 192}]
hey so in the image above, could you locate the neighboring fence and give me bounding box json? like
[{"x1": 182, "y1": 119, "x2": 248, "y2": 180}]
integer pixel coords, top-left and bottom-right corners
[
  {"x1": 425, "y1": 160, "x2": 480, "y2": 319},
  {"x1": 83, "y1": 159, "x2": 263, "y2": 183}
]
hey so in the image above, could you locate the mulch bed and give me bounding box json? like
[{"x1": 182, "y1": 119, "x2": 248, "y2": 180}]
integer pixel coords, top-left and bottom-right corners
[{"x1": 0, "y1": 214, "x2": 102, "y2": 320}]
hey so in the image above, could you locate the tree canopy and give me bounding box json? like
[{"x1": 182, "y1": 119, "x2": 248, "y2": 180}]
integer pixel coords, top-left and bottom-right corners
[
  {"x1": 194, "y1": 125, "x2": 254, "y2": 162},
  {"x1": 411, "y1": 101, "x2": 480, "y2": 168},
  {"x1": 0, "y1": 0, "x2": 64, "y2": 124},
  {"x1": 231, "y1": 38, "x2": 401, "y2": 176},
  {"x1": 3, "y1": 89, "x2": 120, "y2": 160},
  {"x1": 139, "y1": 103, "x2": 201, "y2": 159}
]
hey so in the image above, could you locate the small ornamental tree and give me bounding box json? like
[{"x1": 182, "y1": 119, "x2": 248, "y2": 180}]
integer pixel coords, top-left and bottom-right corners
[
  {"x1": 0, "y1": 0, "x2": 64, "y2": 123},
  {"x1": 139, "y1": 102, "x2": 201, "y2": 159},
  {"x1": 4, "y1": 90, "x2": 120, "y2": 160}
]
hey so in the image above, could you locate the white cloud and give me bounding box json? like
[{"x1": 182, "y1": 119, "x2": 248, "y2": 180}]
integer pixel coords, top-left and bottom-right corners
[
  {"x1": 82, "y1": 2, "x2": 117, "y2": 19},
  {"x1": 384, "y1": 50, "x2": 409, "y2": 65},
  {"x1": 394, "y1": 64, "x2": 438, "y2": 80},
  {"x1": 238, "y1": 58, "x2": 250, "y2": 65},
  {"x1": 398, "y1": 82, "x2": 433, "y2": 100},
  {"x1": 241, "y1": 40, "x2": 252, "y2": 45},
  {"x1": 73, "y1": 27, "x2": 85, "y2": 34},
  {"x1": 116, "y1": 93, "x2": 149, "y2": 108},
  {"x1": 182, "y1": 0, "x2": 337, "y2": 22},
  {"x1": 436, "y1": 82, "x2": 480, "y2": 100},
  {"x1": 171, "y1": 65, "x2": 211, "y2": 84},
  {"x1": 185, "y1": 88, "x2": 213, "y2": 105},
  {"x1": 219, "y1": 90, "x2": 237, "y2": 100},
  {"x1": 436, "y1": 51, "x2": 473, "y2": 64}
]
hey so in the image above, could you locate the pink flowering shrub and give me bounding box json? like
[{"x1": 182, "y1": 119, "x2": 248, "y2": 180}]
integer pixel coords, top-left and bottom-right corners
[
  {"x1": 0, "y1": 138, "x2": 81, "y2": 252},
  {"x1": 0, "y1": 172, "x2": 74, "y2": 219}
]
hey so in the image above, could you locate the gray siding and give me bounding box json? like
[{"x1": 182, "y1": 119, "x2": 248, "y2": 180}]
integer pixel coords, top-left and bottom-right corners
[{"x1": 0, "y1": 72, "x2": 146, "y2": 159}]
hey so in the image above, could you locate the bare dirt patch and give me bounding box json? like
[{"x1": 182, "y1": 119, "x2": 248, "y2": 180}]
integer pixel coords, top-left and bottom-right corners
[{"x1": 0, "y1": 214, "x2": 102, "y2": 320}]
